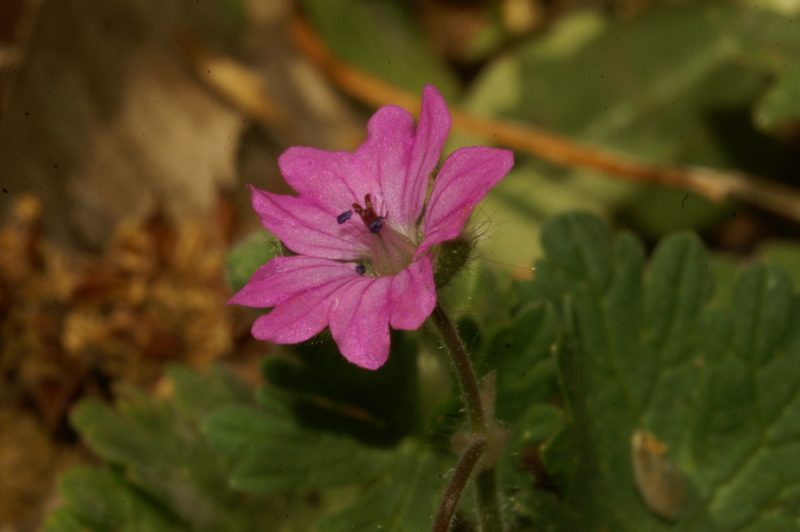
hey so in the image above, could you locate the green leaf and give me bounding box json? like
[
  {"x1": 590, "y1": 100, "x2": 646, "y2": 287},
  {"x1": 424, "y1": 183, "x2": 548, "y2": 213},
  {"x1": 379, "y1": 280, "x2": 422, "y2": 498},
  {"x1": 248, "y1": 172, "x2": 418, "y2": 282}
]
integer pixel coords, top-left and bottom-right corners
[
  {"x1": 44, "y1": 467, "x2": 182, "y2": 532},
  {"x1": 480, "y1": 302, "x2": 560, "y2": 423},
  {"x1": 755, "y1": 62, "x2": 800, "y2": 131},
  {"x1": 758, "y1": 239, "x2": 800, "y2": 286},
  {"x1": 166, "y1": 364, "x2": 252, "y2": 418},
  {"x1": 317, "y1": 442, "x2": 444, "y2": 532},
  {"x1": 204, "y1": 394, "x2": 445, "y2": 530},
  {"x1": 225, "y1": 229, "x2": 282, "y2": 292},
  {"x1": 467, "y1": 3, "x2": 800, "y2": 238},
  {"x1": 260, "y1": 332, "x2": 421, "y2": 445},
  {"x1": 527, "y1": 212, "x2": 800, "y2": 530},
  {"x1": 60, "y1": 368, "x2": 274, "y2": 531},
  {"x1": 300, "y1": 0, "x2": 459, "y2": 99},
  {"x1": 205, "y1": 401, "x2": 391, "y2": 494}
]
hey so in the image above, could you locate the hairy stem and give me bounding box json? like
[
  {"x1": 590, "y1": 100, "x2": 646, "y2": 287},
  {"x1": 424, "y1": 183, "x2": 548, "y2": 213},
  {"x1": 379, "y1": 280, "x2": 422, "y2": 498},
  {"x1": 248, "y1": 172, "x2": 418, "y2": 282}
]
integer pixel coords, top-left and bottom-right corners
[
  {"x1": 432, "y1": 437, "x2": 487, "y2": 532},
  {"x1": 431, "y1": 304, "x2": 503, "y2": 532}
]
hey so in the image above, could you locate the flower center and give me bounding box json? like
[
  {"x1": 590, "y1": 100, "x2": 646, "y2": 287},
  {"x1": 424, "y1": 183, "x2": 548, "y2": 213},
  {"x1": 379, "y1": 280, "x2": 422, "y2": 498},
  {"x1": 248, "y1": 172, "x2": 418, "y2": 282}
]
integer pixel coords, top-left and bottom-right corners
[{"x1": 337, "y1": 194, "x2": 417, "y2": 276}]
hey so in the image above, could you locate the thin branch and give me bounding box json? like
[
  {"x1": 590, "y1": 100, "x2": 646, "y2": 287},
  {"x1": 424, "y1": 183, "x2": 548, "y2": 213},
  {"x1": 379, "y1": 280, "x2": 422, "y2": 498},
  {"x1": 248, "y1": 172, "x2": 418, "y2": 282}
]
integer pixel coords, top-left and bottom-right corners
[{"x1": 289, "y1": 16, "x2": 800, "y2": 224}]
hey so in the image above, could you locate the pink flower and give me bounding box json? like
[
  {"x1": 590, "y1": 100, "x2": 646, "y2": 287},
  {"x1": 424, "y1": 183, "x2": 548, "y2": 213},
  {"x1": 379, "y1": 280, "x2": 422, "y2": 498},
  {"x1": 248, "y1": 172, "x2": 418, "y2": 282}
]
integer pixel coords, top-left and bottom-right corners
[{"x1": 230, "y1": 86, "x2": 513, "y2": 370}]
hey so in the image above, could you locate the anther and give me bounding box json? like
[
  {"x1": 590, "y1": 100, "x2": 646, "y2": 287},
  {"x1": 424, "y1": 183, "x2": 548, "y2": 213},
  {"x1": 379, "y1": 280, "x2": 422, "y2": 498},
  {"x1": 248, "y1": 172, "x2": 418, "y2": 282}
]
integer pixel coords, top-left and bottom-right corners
[
  {"x1": 352, "y1": 193, "x2": 385, "y2": 233},
  {"x1": 355, "y1": 264, "x2": 366, "y2": 275},
  {"x1": 368, "y1": 217, "x2": 384, "y2": 234},
  {"x1": 337, "y1": 210, "x2": 353, "y2": 224}
]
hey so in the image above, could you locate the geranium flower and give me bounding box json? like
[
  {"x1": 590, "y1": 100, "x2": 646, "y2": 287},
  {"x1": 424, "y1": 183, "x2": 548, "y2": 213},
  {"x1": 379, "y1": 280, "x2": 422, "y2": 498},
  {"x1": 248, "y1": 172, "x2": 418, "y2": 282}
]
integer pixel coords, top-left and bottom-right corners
[{"x1": 231, "y1": 85, "x2": 513, "y2": 370}]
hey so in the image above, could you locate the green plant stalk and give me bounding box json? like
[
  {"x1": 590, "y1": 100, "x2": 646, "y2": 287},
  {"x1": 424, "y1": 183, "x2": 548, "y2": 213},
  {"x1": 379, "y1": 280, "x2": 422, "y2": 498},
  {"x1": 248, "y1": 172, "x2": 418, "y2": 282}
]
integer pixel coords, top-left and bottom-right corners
[{"x1": 431, "y1": 304, "x2": 503, "y2": 532}]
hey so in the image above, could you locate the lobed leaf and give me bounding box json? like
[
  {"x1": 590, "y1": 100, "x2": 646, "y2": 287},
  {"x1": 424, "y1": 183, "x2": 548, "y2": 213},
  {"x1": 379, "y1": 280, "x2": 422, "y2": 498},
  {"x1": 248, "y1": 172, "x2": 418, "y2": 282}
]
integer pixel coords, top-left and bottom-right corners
[{"x1": 526, "y1": 212, "x2": 800, "y2": 530}]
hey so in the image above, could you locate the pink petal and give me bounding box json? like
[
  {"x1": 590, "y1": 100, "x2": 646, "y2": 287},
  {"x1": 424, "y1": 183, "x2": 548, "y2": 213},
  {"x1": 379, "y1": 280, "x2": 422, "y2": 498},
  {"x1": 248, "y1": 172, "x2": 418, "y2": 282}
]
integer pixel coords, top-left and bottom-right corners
[
  {"x1": 418, "y1": 147, "x2": 514, "y2": 255},
  {"x1": 277, "y1": 147, "x2": 376, "y2": 216},
  {"x1": 355, "y1": 106, "x2": 416, "y2": 230},
  {"x1": 328, "y1": 277, "x2": 393, "y2": 370},
  {"x1": 401, "y1": 85, "x2": 451, "y2": 229},
  {"x1": 229, "y1": 256, "x2": 356, "y2": 308},
  {"x1": 252, "y1": 275, "x2": 355, "y2": 344},
  {"x1": 389, "y1": 256, "x2": 436, "y2": 330},
  {"x1": 250, "y1": 186, "x2": 369, "y2": 260}
]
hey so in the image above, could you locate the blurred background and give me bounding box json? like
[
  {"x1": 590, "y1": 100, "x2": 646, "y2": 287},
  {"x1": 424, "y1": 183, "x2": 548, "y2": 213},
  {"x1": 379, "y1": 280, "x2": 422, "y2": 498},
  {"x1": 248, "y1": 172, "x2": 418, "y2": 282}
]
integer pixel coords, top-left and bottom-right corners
[{"x1": 1, "y1": 0, "x2": 798, "y2": 529}]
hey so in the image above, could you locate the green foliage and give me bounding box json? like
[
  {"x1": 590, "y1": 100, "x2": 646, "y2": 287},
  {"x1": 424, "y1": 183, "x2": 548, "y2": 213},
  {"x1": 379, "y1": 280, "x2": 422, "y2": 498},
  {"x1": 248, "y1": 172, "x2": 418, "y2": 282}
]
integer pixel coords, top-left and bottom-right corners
[
  {"x1": 44, "y1": 367, "x2": 275, "y2": 532},
  {"x1": 522, "y1": 212, "x2": 800, "y2": 530},
  {"x1": 300, "y1": 0, "x2": 459, "y2": 99},
  {"x1": 225, "y1": 230, "x2": 282, "y2": 293},
  {"x1": 465, "y1": 2, "x2": 800, "y2": 267},
  {"x1": 755, "y1": 62, "x2": 800, "y2": 132},
  {"x1": 40, "y1": 1, "x2": 800, "y2": 530},
  {"x1": 479, "y1": 303, "x2": 559, "y2": 423},
  {"x1": 261, "y1": 333, "x2": 421, "y2": 445},
  {"x1": 48, "y1": 213, "x2": 800, "y2": 531},
  {"x1": 204, "y1": 400, "x2": 390, "y2": 494},
  {"x1": 758, "y1": 240, "x2": 800, "y2": 286},
  {"x1": 45, "y1": 467, "x2": 182, "y2": 531},
  {"x1": 315, "y1": 443, "x2": 443, "y2": 532}
]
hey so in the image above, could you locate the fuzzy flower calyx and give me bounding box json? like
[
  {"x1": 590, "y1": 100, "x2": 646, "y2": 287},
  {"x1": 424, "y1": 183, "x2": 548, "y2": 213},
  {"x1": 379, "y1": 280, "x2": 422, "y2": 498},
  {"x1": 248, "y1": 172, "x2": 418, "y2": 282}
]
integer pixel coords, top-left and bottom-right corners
[{"x1": 230, "y1": 86, "x2": 513, "y2": 370}]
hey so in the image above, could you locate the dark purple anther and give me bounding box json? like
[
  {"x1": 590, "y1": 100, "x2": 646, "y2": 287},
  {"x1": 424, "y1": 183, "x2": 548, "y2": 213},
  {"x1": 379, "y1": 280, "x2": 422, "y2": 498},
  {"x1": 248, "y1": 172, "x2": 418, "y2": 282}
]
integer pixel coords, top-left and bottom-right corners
[
  {"x1": 337, "y1": 210, "x2": 353, "y2": 224},
  {"x1": 368, "y1": 216, "x2": 384, "y2": 234},
  {"x1": 355, "y1": 264, "x2": 366, "y2": 275}
]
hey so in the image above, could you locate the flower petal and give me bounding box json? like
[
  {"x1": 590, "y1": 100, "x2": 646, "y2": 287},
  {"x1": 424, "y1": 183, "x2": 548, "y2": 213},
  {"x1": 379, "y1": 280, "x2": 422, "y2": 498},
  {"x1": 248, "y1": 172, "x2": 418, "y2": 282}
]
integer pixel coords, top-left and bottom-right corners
[
  {"x1": 232, "y1": 255, "x2": 359, "y2": 344},
  {"x1": 401, "y1": 85, "x2": 451, "y2": 229},
  {"x1": 389, "y1": 256, "x2": 436, "y2": 330},
  {"x1": 277, "y1": 147, "x2": 374, "y2": 215},
  {"x1": 355, "y1": 106, "x2": 415, "y2": 229},
  {"x1": 229, "y1": 256, "x2": 357, "y2": 308},
  {"x1": 418, "y1": 147, "x2": 514, "y2": 255},
  {"x1": 252, "y1": 275, "x2": 354, "y2": 344},
  {"x1": 251, "y1": 186, "x2": 369, "y2": 260},
  {"x1": 329, "y1": 277, "x2": 393, "y2": 370}
]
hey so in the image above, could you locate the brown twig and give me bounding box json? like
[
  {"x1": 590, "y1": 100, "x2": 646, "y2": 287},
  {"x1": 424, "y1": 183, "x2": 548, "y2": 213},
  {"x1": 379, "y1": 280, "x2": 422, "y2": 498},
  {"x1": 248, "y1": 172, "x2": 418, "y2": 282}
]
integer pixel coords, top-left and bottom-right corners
[
  {"x1": 181, "y1": 36, "x2": 287, "y2": 127},
  {"x1": 289, "y1": 17, "x2": 800, "y2": 224}
]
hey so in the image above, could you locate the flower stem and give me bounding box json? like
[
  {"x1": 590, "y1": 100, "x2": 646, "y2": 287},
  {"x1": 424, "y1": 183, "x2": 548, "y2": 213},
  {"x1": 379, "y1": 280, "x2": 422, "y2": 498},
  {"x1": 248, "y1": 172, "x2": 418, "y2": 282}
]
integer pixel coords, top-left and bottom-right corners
[
  {"x1": 432, "y1": 436, "x2": 487, "y2": 532},
  {"x1": 431, "y1": 305, "x2": 485, "y2": 433},
  {"x1": 431, "y1": 304, "x2": 503, "y2": 532}
]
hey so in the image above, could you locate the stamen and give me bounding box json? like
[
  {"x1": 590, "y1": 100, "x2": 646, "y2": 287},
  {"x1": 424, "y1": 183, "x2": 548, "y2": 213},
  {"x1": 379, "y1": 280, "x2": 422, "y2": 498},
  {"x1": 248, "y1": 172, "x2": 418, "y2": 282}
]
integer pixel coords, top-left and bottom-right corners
[
  {"x1": 368, "y1": 217, "x2": 384, "y2": 234},
  {"x1": 337, "y1": 210, "x2": 353, "y2": 224},
  {"x1": 351, "y1": 193, "x2": 384, "y2": 233},
  {"x1": 355, "y1": 264, "x2": 366, "y2": 275}
]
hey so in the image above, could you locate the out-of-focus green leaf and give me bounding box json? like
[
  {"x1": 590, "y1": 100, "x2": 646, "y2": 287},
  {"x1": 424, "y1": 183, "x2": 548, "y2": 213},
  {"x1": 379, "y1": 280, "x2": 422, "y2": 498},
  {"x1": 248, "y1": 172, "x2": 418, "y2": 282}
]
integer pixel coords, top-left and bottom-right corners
[
  {"x1": 224, "y1": 229, "x2": 282, "y2": 292},
  {"x1": 300, "y1": 0, "x2": 459, "y2": 99},
  {"x1": 261, "y1": 332, "x2": 421, "y2": 445},
  {"x1": 205, "y1": 401, "x2": 391, "y2": 494},
  {"x1": 204, "y1": 389, "x2": 445, "y2": 530},
  {"x1": 316, "y1": 442, "x2": 443, "y2": 532},
  {"x1": 526, "y1": 212, "x2": 800, "y2": 530},
  {"x1": 167, "y1": 364, "x2": 251, "y2": 418},
  {"x1": 44, "y1": 467, "x2": 182, "y2": 532},
  {"x1": 480, "y1": 302, "x2": 559, "y2": 423},
  {"x1": 55, "y1": 367, "x2": 280, "y2": 532},
  {"x1": 755, "y1": 62, "x2": 800, "y2": 132},
  {"x1": 758, "y1": 239, "x2": 800, "y2": 286},
  {"x1": 468, "y1": 3, "x2": 800, "y2": 244}
]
